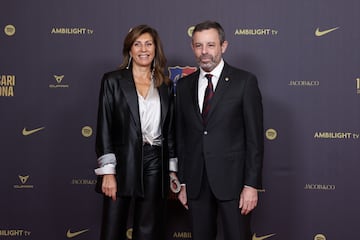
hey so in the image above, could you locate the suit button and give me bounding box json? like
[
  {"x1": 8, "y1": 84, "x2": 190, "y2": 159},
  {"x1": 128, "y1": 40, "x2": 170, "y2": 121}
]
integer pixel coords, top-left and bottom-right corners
[{"x1": 204, "y1": 131, "x2": 208, "y2": 135}]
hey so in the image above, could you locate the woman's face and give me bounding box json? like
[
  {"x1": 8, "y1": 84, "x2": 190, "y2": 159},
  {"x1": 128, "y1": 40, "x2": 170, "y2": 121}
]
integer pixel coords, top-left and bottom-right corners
[{"x1": 130, "y1": 33, "x2": 155, "y2": 68}]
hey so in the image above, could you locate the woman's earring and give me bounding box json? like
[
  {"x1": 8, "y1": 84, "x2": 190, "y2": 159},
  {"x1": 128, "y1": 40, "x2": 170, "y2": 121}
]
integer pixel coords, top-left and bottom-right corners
[
  {"x1": 151, "y1": 59, "x2": 155, "y2": 80},
  {"x1": 126, "y1": 55, "x2": 132, "y2": 69}
]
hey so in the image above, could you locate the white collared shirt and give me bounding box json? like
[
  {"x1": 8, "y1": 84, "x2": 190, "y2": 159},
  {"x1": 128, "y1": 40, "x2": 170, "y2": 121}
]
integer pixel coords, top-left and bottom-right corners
[
  {"x1": 137, "y1": 80, "x2": 162, "y2": 145},
  {"x1": 198, "y1": 59, "x2": 224, "y2": 112}
]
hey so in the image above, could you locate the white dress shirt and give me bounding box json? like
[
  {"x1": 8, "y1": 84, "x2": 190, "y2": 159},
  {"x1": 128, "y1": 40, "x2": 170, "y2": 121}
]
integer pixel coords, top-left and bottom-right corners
[
  {"x1": 198, "y1": 59, "x2": 224, "y2": 112},
  {"x1": 138, "y1": 80, "x2": 162, "y2": 145}
]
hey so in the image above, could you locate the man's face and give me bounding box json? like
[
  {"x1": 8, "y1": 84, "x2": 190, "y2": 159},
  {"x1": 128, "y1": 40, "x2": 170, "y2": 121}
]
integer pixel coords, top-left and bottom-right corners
[{"x1": 191, "y1": 28, "x2": 228, "y2": 72}]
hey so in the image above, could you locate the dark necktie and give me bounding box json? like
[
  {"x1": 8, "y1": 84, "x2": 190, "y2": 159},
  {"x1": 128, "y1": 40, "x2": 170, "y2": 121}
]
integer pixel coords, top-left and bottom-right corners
[{"x1": 202, "y1": 74, "x2": 214, "y2": 124}]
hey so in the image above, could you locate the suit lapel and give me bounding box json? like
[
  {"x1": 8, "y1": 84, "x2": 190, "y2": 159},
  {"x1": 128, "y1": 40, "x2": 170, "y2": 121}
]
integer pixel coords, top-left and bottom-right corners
[
  {"x1": 206, "y1": 63, "x2": 232, "y2": 121},
  {"x1": 191, "y1": 70, "x2": 204, "y2": 124}
]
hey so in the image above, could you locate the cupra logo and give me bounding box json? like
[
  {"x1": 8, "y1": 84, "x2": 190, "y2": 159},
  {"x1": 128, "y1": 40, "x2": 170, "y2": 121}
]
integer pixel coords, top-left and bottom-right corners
[
  {"x1": 19, "y1": 175, "x2": 30, "y2": 184},
  {"x1": 315, "y1": 27, "x2": 339, "y2": 37},
  {"x1": 252, "y1": 233, "x2": 276, "y2": 240},
  {"x1": 22, "y1": 127, "x2": 45, "y2": 136},
  {"x1": 54, "y1": 75, "x2": 65, "y2": 83},
  {"x1": 66, "y1": 229, "x2": 89, "y2": 238}
]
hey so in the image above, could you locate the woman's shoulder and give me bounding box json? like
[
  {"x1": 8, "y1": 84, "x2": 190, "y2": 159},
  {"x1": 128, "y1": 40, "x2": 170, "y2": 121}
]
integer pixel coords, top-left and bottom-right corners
[
  {"x1": 101, "y1": 69, "x2": 133, "y2": 86},
  {"x1": 103, "y1": 68, "x2": 129, "y2": 79}
]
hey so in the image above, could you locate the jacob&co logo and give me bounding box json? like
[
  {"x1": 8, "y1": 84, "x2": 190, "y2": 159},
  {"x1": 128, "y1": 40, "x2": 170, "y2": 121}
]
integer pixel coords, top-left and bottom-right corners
[
  {"x1": 14, "y1": 175, "x2": 34, "y2": 189},
  {"x1": 304, "y1": 183, "x2": 336, "y2": 191},
  {"x1": 315, "y1": 27, "x2": 339, "y2": 37},
  {"x1": 288, "y1": 80, "x2": 320, "y2": 87},
  {"x1": 71, "y1": 178, "x2": 97, "y2": 185},
  {"x1": 66, "y1": 229, "x2": 89, "y2": 238},
  {"x1": 0, "y1": 74, "x2": 16, "y2": 97}
]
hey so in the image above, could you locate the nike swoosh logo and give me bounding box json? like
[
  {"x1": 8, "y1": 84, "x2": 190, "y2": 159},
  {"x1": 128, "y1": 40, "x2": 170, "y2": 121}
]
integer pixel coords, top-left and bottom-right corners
[
  {"x1": 22, "y1": 127, "x2": 45, "y2": 136},
  {"x1": 315, "y1": 27, "x2": 339, "y2": 37},
  {"x1": 252, "y1": 233, "x2": 276, "y2": 240},
  {"x1": 66, "y1": 229, "x2": 89, "y2": 238}
]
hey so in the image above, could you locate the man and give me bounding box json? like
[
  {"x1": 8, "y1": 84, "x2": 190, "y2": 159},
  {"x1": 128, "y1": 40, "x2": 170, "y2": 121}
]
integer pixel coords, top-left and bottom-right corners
[{"x1": 174, "y1": 21, "x2": 264, "y2": 240}]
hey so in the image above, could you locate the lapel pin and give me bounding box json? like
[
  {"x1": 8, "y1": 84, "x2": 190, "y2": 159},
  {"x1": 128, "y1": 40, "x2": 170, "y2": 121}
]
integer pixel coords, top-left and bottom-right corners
[{"x1": 225, "y1": 77, "x2": 229, "y2": 81}]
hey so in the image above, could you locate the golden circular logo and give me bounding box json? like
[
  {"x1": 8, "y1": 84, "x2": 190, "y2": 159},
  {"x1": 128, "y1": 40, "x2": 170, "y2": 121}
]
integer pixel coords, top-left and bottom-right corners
[
  {"x1": 314, "y1": 233, "x2": 326, "y2": 240},
  {"x1": 4, "y1": 24, "x2": 16, "y2": 36},
  {"x1": 187, "y1": 26, "x2": 195, "y2": 37},
  {"x1": 265, "y1": 128, "x2": 277, "y2": 140},
  {"x1": 81, "y1": 126, "x2": 93, "y2": 137},
  {"x1": 126, "y1": 228, "x2": 133, "y2": 239}
]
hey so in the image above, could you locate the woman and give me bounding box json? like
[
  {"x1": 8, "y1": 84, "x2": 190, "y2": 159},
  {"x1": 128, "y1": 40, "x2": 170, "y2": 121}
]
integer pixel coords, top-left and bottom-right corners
[{"x1": 94, "y1": 25, "x2": 176, "y2": 240}]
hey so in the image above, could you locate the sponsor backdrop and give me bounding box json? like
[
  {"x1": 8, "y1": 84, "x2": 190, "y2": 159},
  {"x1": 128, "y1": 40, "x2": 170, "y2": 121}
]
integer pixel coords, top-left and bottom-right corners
[{"x1": 1, "y1": 0, "x2": 359, "y2": 239}]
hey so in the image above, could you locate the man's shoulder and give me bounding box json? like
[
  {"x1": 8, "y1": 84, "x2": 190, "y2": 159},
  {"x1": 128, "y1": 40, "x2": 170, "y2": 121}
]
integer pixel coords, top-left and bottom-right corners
[
  {"x1": 177, "y1": 70, "x2": 199, "y2": 86},
  {"x1": 224, "y1": 62, "x2": 256, "y2": 78}
]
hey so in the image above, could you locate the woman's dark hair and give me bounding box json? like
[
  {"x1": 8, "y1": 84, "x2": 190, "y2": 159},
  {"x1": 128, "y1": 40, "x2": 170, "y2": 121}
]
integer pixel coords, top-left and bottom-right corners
[{"x1": 120, "y1": 24, "x2": 169, "y2": 86}]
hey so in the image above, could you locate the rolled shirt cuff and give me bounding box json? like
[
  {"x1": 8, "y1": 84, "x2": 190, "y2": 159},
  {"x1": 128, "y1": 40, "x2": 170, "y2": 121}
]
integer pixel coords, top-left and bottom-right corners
[
  {"x1": 97, "y1": 153, "x2": 116, "y2": 167},
  {"x1": 94, "y1": 163, "x2": 116, "y2": 175},
  {"x1": 169, "y1": 157, "x2": 178, "y2": 172},
  {"x1": 244, "y1": 185, "x2": 260, "y2": 190}
]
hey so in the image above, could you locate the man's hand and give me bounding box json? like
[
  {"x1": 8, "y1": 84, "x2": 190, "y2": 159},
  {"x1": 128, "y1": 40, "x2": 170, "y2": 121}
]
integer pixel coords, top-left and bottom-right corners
[
  {"x1": 239, "y1": 186, "x2": 258, "y2": 215},
  {"x1": 178, "y1": 185, "x2": 188, "y2": 210},
  {"x1": 102, "y1": 174, "x2": 117, "y2": 201}
]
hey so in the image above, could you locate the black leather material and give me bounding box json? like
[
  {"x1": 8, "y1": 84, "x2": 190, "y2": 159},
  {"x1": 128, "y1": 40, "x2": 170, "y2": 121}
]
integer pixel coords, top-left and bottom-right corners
[{"x1": 95, "y1": 69, "x2": 175, "y2": 198}]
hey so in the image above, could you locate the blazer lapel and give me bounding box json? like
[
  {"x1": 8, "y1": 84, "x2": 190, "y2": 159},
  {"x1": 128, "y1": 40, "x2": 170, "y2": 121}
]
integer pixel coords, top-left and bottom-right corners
[
  {"x1": 119, "y1": 70, "x2": 141, "y2": 131},
  {"x1": 158, "y1": 84, "x2": 169, "y2": 127}
]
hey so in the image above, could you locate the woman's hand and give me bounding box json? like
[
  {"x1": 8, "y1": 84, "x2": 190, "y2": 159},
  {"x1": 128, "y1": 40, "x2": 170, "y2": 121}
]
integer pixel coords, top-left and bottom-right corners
[
  {"x1": 102, "y1": 174, "x2": 117, "y2": 201},
  {"x1": 170, "y1": 172, "x2": 181, "y2": 193}
]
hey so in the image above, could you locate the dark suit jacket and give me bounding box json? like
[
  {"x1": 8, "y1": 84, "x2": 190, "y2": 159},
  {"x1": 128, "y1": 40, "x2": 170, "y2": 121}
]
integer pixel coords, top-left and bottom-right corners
[
  {"x1": 95, "y1": 69, "x2": 175, "y2": 198},
  {"x1": 176, "y1": 62, "x2": 264, "y2": 200}
]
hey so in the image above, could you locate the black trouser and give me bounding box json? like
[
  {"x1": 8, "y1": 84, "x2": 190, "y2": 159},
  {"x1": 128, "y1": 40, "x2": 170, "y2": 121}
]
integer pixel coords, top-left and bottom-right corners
[
  {"x1": 188, "y1": 169, "x2": 251, "y2": 240},
  {"x1": 100, "y1": 144, "x2": 165, "y2": 240}
]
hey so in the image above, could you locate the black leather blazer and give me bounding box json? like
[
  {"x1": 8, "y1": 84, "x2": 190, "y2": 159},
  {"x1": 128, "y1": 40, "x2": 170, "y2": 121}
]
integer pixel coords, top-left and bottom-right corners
[{"x1": 95, "y1": 69, "x2": 175, "y2": 198}]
